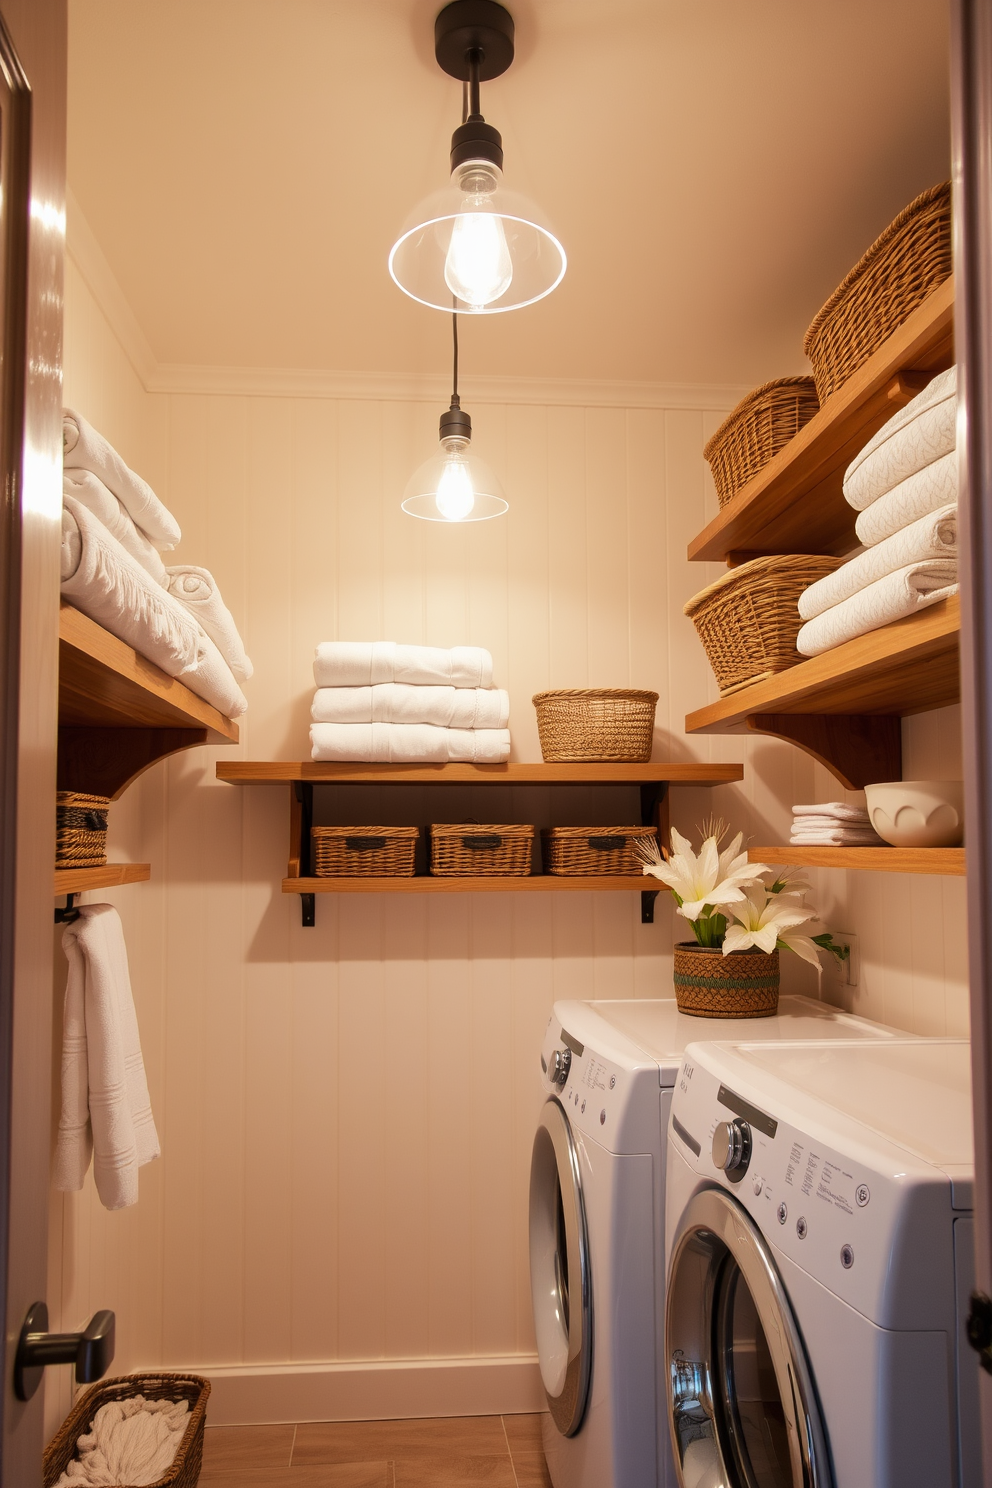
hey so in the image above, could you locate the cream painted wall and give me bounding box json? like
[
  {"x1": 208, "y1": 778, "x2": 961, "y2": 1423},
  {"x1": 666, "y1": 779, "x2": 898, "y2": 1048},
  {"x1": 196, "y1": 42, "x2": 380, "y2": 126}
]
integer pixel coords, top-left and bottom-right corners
[{"x1": 46, "y1": 253, "x2": 968, "y2": 1428}]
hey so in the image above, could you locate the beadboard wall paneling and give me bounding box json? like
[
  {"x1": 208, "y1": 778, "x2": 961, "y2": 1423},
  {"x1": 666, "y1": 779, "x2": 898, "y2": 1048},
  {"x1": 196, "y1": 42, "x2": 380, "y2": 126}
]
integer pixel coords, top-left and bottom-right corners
[{"x1": 46, "y1": 257, "x2": 967, "y2": 1426}]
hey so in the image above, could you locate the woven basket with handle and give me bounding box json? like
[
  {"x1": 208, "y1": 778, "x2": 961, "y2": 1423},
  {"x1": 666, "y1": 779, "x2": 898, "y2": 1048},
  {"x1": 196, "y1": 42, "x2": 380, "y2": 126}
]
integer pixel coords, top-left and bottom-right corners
[
  {"x1": 803, "y1": 181, "x2": 952, "y2": 405},
  {"x1": 704, "y1": 378, "x2": 820, "y2": 508},
  {"x1": 532, "y1": 689, "x2": 658, "y2": 763},
  {"x1": 43, "y1": 1372, "x2": 210, "y2": 1488},
  {"x1": 312, "y1": 825, "x2": 419, "y2": 877},
  {"x1": 673, "y1": 944, "x2": 780, "y2": 1018},
  {"x1": 430, "y1": 823, "x2": 534, "y2": 876},
  {"x1": 56, "y1": 791, "x2": 110, "y2": 869},
  {"x1": 684, "y1": 554, "x2": 843, "y2": 695},
  {"x1": 541, "y1": 825, "x2": 658, "y2": 876}
]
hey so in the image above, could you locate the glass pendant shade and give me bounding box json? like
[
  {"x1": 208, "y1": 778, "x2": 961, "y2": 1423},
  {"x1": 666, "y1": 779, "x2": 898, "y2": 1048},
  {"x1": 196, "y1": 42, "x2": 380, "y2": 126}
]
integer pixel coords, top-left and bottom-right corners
[{"x1": 402, "y1": 434, "x2": 508, "y2": 522}]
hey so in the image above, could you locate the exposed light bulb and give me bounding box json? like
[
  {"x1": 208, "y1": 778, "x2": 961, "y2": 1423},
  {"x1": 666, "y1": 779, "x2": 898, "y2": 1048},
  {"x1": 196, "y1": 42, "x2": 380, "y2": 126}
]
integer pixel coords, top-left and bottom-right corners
[
  {"x1": 442, "y1": 162, "x2": 513, "y2": 310},
  {"x1": 435, "y1": 440, "x2": 476, "y2": 521}
]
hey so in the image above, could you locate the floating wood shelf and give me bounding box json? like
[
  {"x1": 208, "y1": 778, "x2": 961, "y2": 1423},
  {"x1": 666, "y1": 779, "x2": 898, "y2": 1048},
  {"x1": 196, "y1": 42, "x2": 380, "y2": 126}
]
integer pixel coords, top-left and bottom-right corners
[
  {"x1": 688, "y1": 278, "x2": 954, "y2": 563},
  {"x1": 748, "y1": 846, "x2": 964, "y2": 876},
  {"x1": 215, "y1": 762, "x2": 744, "y2": 785},
  {"x1": 53, "y1": 863, "x2": 152, "y2": 895},
  {"x1": 283, "y1": 874, "x2": 652, "y2": 895}
]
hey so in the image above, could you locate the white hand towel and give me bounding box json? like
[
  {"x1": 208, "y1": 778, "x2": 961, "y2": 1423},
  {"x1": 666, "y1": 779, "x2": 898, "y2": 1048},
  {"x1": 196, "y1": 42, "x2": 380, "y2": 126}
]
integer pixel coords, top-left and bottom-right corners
[
  {"x1": 313, "y1": 640, "x2": 494, "y2": 689},
  {"x1": 311, "y1": 683, "x2": 509, "y2": 729},
  {"x1": 53, "y1": 905, "x2": 160, "y2": 1212},
  {"x1": 855, "y1": 450, "x2": 958, "y2": 547},
  {"x1": 54, "y1": 1395, "x2": 189, "y2": 1487},
  {"x1": 63, "y1": 409, "x2": 181, "y2": 550},
  {"x1": 164, "y1": 565, "x2": 253, "y2": 681},
  {"x1": 798, "y1": 505, "x2": 957, "y2": 621},
  {"x1": 844, "y1": 366, "x2": 957, "y2": 510},
  {"x1": 792, "y1": 802, "x2": 870, "y2": 822},
  {"x1": 789, "y1": 828, "x2": 885, "y2": 846},
  {"x1": 309, "y1": 722, "x2": 511, "y2": 763},
  {"x1": 178, "y1": 628, "x2": 249, "y2": 719},
  {"x1": 63, "y1": 471, "x2": 167, "y2": 584},
  {"x1": 796, "y1": 561, "x2": 958, "y2": 657}
]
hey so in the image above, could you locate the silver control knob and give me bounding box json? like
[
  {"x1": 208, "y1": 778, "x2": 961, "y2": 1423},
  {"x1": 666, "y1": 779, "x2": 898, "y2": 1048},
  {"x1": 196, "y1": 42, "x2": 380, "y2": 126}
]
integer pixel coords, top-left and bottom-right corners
[
  {"x1": 711, "y1": 1118, "x2": 752, "y2": 1178},
  {"x1": 549, "y1": 1047, "x2": 571, "y2": 1087}
]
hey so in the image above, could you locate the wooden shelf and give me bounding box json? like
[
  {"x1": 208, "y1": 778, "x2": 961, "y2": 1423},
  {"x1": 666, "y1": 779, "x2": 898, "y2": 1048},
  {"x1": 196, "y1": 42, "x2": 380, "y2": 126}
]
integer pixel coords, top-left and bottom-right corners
[
  {"x1": 216, "y1": 762, "x2": 744, "y2": 785},
  {"x1": 688, "y1": 278, "x2": 954, "y2": 563},
  {"x1": 284, "y1": 874, "x2": 652, "y2": 895},
  {"x1": 748, "y1": 846, "x2": 964, "y2": 876},
  {"x1": 53, "y1": 863, "x2": 152, "y2": 894}
]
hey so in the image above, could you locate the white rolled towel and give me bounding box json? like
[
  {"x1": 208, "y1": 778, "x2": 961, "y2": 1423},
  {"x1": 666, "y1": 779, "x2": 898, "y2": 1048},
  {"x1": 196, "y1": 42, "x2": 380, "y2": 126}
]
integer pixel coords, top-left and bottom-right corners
[
  {"x1": 796, "y1": 560, "x2": 958, "y2": 657},
  {"x1": 178, "y1": 629, "x2": 248, "y2": 719},
  {"x1": 792, "y1": 802, "x2": 870, "y2": 822},
  {"x1": 164, "y1": 565, "x2": 253, "y2": 681},
  {"x1": 310, "y1": 722, "x2": 511, "y2": 763},
  {"x1": 855, "y1": 450, "x2": 957, "y2": 547},
  {"x1": 63, "y1": 470, "x2": 167, "y2": 584},
  {"x1": 799, "y1": 504, "x2": 957, "y2": 621},
  {"x1": 63, "y1": 409, "x2": 181, "y2": 550},
  {"x1": 844, "y1": 366, "x2": 957, "y2": 511},
  {"x1": 311, "y1": 683, "x2": 509, "y2": 729},
  {"x1": 53, "y1": 1394, "x2": 189, "y2": 1487},
  {"x1": 314, "y1": 640, "x2": 493, "y2": 689}
]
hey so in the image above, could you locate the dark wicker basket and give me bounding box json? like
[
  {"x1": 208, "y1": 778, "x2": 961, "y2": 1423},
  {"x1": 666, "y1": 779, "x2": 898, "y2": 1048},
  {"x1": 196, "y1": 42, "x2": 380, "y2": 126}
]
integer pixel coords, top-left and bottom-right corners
[
  {"x1": 43, "y1": 1372, "x2": 210, "y2": 1488},
  {"x1": 311, "y1": 825, "x2": 419, "y2": 877},
  {"x1": 541, "y1": 825, "x2": 658, "y2": 876},
  {"x1": 56, "y1": 791, "x2": 110, "y2": 869},
  {"x1": 532, "y1": 689, "x2": 658, "y2": 763},
  {"x1": 704, "y1": 378, "x2": 820, "y2": 508},
  {"x1": 430, "y1": 823, "x2": 534, "y2": 876},
  {"x1": 803, "y1": 182, "x2": 952, "y2": 404}
]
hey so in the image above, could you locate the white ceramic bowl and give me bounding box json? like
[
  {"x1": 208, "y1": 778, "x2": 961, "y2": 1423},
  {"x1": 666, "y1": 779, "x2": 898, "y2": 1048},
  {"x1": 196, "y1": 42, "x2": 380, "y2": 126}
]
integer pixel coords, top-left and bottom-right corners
[{"x1": 863, "y1": 780, "x2": 964, "y2": 848}]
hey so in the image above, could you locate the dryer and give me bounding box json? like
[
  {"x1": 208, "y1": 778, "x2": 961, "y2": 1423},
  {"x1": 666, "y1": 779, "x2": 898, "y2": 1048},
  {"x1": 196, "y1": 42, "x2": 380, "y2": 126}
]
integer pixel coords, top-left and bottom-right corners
[
  {"x1": 665, "y1": 1037, "x2": 978, "y2": 1488},
  {"x1": 528, "y1": 996, "x2": 900, "y2": 1488}
]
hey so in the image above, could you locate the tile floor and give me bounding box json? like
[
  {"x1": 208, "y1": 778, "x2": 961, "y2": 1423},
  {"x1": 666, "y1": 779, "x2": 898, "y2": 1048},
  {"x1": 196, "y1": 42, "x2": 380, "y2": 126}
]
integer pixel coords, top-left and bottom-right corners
[{"x1": 199, "y1": 1413, "x2": 553, "y2": 1487}]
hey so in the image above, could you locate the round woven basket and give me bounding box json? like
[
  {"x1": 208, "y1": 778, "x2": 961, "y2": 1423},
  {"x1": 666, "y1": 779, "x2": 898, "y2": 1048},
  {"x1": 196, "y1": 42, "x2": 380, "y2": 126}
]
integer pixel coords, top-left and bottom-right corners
[
  {"x1": 43, "y1": 1372, "x2": 210, "y2": 1488},
  {"x1": 673, "y1": 943, "x2": 780, "y2": 1018},
  {"x1": 532, "y1": 689, "x2": 658, "y2": 763},
  {"x1": 55, "y1": 791, "x2": 110, "y2": 869},
  {"x1": 684, "y1": 554, "x2": 843, "y2": 695},
  {"x1": 704, "y1": 378, "x2": 820, "y2": 508}
]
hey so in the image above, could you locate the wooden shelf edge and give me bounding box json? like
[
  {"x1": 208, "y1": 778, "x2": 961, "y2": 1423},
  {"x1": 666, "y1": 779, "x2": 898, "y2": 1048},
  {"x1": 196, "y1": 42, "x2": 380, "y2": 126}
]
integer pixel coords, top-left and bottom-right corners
[
  {"x1": 218, "y1": 761, "x2": 745, "y2": 785},
  {"x1": 282, "y1": 874, "x2": 654, "y2": 894},
  {"x1": 53, "y1": 863, "x2": 152, "y2": 894},
  {"x1": 748, "y1": 846, "x2": 964, "y2": 876}
]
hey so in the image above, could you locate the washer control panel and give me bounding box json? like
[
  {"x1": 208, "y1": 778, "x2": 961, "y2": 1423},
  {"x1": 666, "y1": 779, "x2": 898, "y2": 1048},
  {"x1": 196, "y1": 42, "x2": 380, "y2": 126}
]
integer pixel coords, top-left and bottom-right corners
[{"x1": 711, "y1": 1117, "x2": 752, "y2": 1181}]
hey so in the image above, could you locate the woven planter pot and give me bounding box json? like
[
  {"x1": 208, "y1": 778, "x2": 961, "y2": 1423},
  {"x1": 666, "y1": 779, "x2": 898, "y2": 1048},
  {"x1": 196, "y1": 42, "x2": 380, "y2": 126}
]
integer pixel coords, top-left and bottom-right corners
[
  {"x1": 704, "y1": 378, "x2": 820, "y2": 508},
  {"x1": 43, "y1": 1372, "x2": 210, "y2": 1488},
  {"x1": 673, "y1": 942, "x2": 780, "y2": 1018},
  {"x1": 532, "y1": 689, "x2": 658, "y2": 763}
]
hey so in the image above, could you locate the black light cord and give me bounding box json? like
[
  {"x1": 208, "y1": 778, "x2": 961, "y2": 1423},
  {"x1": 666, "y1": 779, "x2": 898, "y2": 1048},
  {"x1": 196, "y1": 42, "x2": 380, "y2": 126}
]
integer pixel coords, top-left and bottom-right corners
[{"x1": 451, "y1": 311, "x2": 459, "y2": 407}]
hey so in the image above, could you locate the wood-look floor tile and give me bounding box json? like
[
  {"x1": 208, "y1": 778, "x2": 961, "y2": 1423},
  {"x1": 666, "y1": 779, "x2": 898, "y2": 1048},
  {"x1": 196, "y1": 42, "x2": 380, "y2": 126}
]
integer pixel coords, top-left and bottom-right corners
[
  {"x1": 393, "y1": 1455, "x2": 515, "y2": 1487},
  {"x1": 511, "y1": 1451, "x2": 553, "y2": 1487},
  {"x1": 200, "y1": 1424, "x2": 296, "y2": 1473},
  {"x1": 501, "y1": 1413, "x2": 547, "y2": 1451},
  {"x1": 199, "y1": 1466, "x2": 390, "y2": 1487},
  {"x1": 294, "y1": 1416, "x2": 507, "y2": 1465}
]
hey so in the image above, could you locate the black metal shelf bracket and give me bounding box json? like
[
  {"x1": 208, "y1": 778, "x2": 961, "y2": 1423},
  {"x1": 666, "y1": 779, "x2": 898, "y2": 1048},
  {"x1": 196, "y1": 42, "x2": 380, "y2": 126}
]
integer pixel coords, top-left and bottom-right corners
[
  {"x1": 54, "y1": 893, "x2": 79, "y2": 924},
  {"x1": 641, "y1": 889, "x2": 660, "y2": 924},
  {"x1": 301, "y1": 893, "x2": 315, "y2": 928}
]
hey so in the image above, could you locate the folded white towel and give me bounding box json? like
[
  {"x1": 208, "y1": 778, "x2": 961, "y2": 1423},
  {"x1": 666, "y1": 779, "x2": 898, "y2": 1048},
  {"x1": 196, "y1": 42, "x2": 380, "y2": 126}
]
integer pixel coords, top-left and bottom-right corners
[
  {"x1": 314, "y1": 640, "x2": 494, "y2": 689},
  {"x1": 855, "y1": 450, "x2": 957, "y2": 547},
  {"x1": 63, "y1": 471, "x2": 167, "y2": 584},
  {"x1": 178, "y1": 628, "x2": 248, "y2": 719},
  {"x1": 165, "y1": 565, "x2": 253, "y2": 682},
  {"x1": 63, "y1": 409, "x2": 181, "y2": 550},
  {"x1": 790, "y1": 828, "x2": 886, "y2": 846},
  {"x1": 54, "y1": 1394, "x2": 189, "y2": 1487},
  {"x1": 53, "y1": 905, "x2": 160, "y2": 1212},
  {"x1": 792, "y1": 802, "x2": 870, "y2": 822},
  {"x1": 310, "y1": 722, "x2": 511, "y2": 763},
  {"x1": 797, "y1": 561, "x2": 958, "y2": 657},
  {"x1": 845, "y1": 366, "x2": 957, "y2": 511},
  {"x1": 793, "y1": 815, "x2": 873, "y2": 831},
  {"x1": 798, "y1": 505, "x2": 957, "y2": 621},
  {"x1": 311, "y1": 683, "x2": 509, "y2": 729}
]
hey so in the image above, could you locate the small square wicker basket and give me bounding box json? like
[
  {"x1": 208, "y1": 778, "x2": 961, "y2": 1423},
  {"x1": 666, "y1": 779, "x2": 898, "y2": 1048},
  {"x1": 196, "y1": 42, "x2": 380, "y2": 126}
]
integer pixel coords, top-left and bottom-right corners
[
  {"x1": 311, "y1": 825, "x2": 419, "y2": 877},
  {"x1": 430, "y1": 823, "x2": 534, "y2": 876},
  {"x1": 541, "y1": 825, "x2": 658, "y2": 876}
]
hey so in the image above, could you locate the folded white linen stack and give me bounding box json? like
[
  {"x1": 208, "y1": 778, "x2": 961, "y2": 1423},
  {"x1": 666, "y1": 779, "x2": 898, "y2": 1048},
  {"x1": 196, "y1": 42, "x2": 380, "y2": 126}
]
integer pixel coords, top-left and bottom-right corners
[
  {"x1": 790, "y1": 802, "x2": 884, "y2": 846},
  {"x1": 797, "y1": 368, "x2": 959, "y2": 657},
  {"x1": 310, "y1": 642, "x2": 510, "y2": 761}
]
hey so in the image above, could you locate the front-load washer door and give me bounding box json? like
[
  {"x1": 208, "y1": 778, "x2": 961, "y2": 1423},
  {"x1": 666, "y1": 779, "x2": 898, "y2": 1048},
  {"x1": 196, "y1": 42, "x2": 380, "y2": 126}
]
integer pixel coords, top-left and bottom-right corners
[
  {"x1": 529, "y1": 1098, "x2": 592, "y2": 1437},
  {"x1": 666, "y1": 1186, "x2": 832, "y2": 1488}
]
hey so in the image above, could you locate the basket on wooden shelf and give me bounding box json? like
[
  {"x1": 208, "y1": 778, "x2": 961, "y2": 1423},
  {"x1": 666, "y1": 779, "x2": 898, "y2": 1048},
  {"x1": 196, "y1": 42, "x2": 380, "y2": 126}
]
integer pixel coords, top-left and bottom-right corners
[
  {"x1": 684, "y1": 554, "x2": 843, "y2": 696},
  {"x1": 803, "y1": 182, "x2": 952, "y2": 404},
  {"x1": 541, "y1": 825, "x2": 658, "y2": 876},
  {"x1": 43, "y1": 1372, "x2": 210, "y2": 1488},
  {"x1": 311, "y1": 825, "x2": 419, "y2": 877},
  {"x1": 673, "y1": 944, "x2": 780, "y2": 1018},
  {"x1": 532, "y1": 689, "x2": 658, "y2": 763},
  {"x1": 704, "y1": 378, "x2": 820, "y2": 508},
  {"x1": 56, "y1": 791, "x2": 110, "y2": 869},
  {"x1": 430, "y1": 823, "x2": 534, "y2": 877}
]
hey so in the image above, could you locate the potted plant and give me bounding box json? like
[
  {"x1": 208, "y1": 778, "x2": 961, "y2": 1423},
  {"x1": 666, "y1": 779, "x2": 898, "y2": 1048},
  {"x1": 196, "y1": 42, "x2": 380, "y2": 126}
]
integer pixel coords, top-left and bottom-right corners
[{"x1": 635, "y1": 820, "x2": 848, "y2": 1017}]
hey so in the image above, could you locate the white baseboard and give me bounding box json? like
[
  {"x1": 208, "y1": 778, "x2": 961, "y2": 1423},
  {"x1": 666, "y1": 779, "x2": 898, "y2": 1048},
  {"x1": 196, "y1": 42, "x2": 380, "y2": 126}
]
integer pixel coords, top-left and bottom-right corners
[{"x1": 171, "y1": 1354, "x2": 544, "y2": 1426}]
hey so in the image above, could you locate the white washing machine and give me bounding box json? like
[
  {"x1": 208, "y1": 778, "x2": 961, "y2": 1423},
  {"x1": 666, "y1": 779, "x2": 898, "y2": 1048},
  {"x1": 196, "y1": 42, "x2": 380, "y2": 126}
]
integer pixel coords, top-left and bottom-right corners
[
  {"x1": 665, "y1": 1037, "x2": 978, "y2": 1488},
  {"x1": 528, "y1": 996, "x2": 901, "y2": 1488}
]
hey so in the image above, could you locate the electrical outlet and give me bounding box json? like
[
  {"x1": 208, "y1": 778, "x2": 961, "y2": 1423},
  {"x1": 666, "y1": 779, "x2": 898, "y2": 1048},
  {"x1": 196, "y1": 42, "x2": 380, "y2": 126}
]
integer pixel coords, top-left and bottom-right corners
[{"x1": 827, "y1": 932, "x2": 859, "y2": 987}]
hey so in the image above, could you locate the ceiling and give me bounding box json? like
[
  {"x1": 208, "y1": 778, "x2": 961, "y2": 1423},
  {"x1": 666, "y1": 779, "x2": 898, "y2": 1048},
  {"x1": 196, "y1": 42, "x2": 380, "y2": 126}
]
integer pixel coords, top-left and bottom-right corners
[{"x1": 67, "y1": 0, "x2": 951, "y2": 385}]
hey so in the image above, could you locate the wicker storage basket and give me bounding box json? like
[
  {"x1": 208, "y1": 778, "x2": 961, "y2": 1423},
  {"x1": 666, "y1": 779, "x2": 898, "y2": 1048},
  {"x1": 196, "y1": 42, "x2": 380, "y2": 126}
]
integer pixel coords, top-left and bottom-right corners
[
  {"x1": 56, "y1": 791, "x2": 110, "y2": 869},
  {"x1": 312, "y1": 825, "x2": 419, "y2": 877},
  {"x1": 673, "y1": 944, "x2": 780, "y2": 1018},
  {"x1": 541, "y1": 825, "x2": 658, "y2": 876},
  {"x1": 532, "y1": 689, "x2": 658, "y2": 763},
  {"x1": 43, "y1": 1372, "x2": 210, "y2": 1488},
  {"x1": 430, "y1": 823, "x2": 534, "y2": 876},
  {"x1": 684, "y1": 554, "x2": 843, "y2": 695},
  {"x1": 803, "y1": 182, "x2": 952, "y2": 404},
  {"x1": 704, "y1": 378, "x2": 820, "y2": 508}
]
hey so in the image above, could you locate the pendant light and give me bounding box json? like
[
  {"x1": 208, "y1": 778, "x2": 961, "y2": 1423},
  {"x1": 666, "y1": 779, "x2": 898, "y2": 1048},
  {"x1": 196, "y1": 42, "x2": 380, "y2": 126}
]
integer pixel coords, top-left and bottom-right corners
[
  {"x1": 402, "y1": 315, "x2": 508, "y2": 522},
  {"x1": 389, "y1": 0, "x2": 566, "y2": 315}
]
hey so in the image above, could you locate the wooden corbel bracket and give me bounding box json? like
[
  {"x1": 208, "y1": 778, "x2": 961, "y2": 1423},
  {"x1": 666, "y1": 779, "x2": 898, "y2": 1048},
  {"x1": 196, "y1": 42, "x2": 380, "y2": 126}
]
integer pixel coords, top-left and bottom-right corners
[{"x1": 744, "y1": 713, "x2": 902, "y2": 790}]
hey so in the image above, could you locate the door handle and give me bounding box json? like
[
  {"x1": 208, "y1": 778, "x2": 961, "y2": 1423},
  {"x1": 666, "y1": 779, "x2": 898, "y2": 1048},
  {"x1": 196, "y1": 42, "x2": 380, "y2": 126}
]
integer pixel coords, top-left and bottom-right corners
[{"x1": 13, "y1": 1300, "x2": 115, "y2": 1401}]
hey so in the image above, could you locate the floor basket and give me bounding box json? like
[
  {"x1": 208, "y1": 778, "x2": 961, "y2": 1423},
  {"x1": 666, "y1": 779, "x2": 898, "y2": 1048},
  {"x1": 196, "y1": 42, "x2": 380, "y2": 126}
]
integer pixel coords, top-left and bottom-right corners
[
  {"x1": 56, "y1": 791, "x2": 110, "y2": 869},
  {"x1": 803, "y1": 181, "x2": 952, "y2": 404},
  {"x1": 43, "y1": 1372, "x2": 210, "y2": 1488},
  {"x1": 430, "y1": 823, "x2": 534, "y2": 876},
  {"x1": 704, "y1": 378, "x2": 820, "y2": 508},
  {"x1": 532, "y1": 689, "x2": 658, "y2": 763},
  {"x1": 673, "y1": 944, "x2": 780, "y2": 1018},
  {"x1": 684, "y1": 554, "x2": 843, "y2": 695},
  {"x1": 312, "y1": 826, "x2": 419, "y2": 877},
  {"x1": 541, "y1": 825, "x2": 658, "y2": 876}
]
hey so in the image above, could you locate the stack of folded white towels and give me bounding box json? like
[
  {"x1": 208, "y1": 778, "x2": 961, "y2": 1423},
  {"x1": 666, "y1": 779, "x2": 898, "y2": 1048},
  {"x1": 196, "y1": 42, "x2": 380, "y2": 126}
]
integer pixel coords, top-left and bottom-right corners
[
  {"x1": 790, "y1": 801, "x2": 884, "y2": 847},
  {"x1": 797, "y1": 367, "x2": 958, "y2": 657},
  {"x1": 61, "y1": 409, "x2": 251, "y2": 718},
  {"x1": 310, "y1": 642, "x2": 511, "y2": 762}
]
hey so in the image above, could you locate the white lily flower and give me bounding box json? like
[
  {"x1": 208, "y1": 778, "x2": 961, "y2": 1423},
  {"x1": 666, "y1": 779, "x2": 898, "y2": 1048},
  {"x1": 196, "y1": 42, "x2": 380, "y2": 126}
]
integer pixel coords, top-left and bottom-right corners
[
  {"x1": 642, "y1": 827, "x2": 770, "y2": 922},
  {"x1": 723, "y1": 883, "x2": 816, "y2": 955}
]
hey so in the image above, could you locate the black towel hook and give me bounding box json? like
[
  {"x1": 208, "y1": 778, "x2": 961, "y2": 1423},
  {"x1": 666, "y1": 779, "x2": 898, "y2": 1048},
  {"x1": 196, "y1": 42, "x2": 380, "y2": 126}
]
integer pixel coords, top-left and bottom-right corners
[{"x1": 54, "y1": 893, "x2": 80, "y2": 925}]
